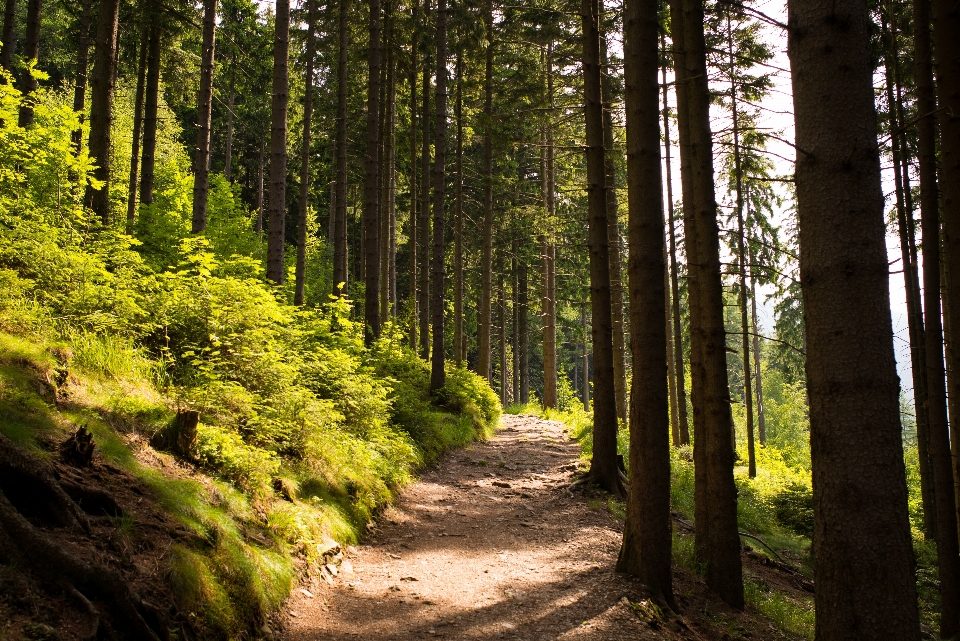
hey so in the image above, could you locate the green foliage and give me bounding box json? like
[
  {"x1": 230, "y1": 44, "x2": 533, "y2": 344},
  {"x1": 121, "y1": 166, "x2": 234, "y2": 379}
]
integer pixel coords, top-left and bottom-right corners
[{"x1": 0, "y1": 87, "x2": 499, "y2": 638}]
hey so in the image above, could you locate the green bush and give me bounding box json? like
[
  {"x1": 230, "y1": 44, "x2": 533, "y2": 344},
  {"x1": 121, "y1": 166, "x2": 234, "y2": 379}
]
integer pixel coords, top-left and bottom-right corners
[{"x1": 769, "y1": 482, "x2": 814, "y2": 537}]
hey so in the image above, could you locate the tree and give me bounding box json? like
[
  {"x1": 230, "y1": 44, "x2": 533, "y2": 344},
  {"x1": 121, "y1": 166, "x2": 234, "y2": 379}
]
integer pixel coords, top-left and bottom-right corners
[
  {"x1": 478, "y1": 0, "x2": 494, "y2": 383},
  {"x1": 429, "y1": 0, "x2": 447, "y2": 390},
  {"x1": 266, "y1": 0, "x2": 291, "y2": 285},
  {"x1": 69, "y1": 0, "x2": 92, "y2": 149},
  {"x1": 295, "y1": 0, "x2": 317, "y2": 307},
  {"x1": 17, "y1": 0, "x2": 40, "y2": 126},
  {"x1": 333, "y1": 0, "x2": 350, "y2": 295},
  {"x1": 615, "y1": 0, "x2": 673, "y2": 603},
  {"x1": 0, "y1": 0, "x2": 14, "y2": 72},
  {"x1": 139, "y1": 24, "x2": 162, "y2": 210},
  {"x1": 670, "y1": 0, "x2": 743, "y2": 606},
  {"x1": 126, "y1": 34, "x2": 148, "y2": 234},
  {"x1": 363, "y1": 0, "x2": 382, "y2": 343},
  {"x1": 418, "y1": 0, "x2": 431, "y2": 359},
  {"x1": 191, "y1": 0, "x2": 218, "y2": 234},
  {"x1": 454, "y1": 48, "x2": 464, "y2": 366},
  {"x1": 541, "y1": 43, "x2": 558, "y2": 409},
  {"x1": 581, "y1": 0, "x2": 622, "y2": 497},
  {"x1": 84, "y1": 0, "x2": 121, "y2": 224},
  {"x1": 787, "y1": 0, "x2": 921, "y2": 633}
]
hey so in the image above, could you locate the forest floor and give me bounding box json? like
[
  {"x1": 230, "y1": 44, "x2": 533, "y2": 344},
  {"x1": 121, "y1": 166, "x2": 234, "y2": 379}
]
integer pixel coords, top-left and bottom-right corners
[{"x1": 280, "y1": 414, "x2": 811, "y2": 641}]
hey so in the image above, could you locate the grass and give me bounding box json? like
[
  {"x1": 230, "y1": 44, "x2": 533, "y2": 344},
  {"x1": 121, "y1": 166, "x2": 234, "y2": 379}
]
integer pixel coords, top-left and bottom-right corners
[{"x1": 744, "y1": 577, "x2": 815, "y2": 640}]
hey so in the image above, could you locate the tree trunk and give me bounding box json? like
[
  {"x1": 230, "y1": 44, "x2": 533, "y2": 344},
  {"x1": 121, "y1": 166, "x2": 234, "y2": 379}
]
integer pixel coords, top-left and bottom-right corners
[
  {"x1": 883, "y1": 7, "x2": 936, "y2": 540},
  {"x1": 139, "y1": 25, "x2": 161, "y2": 209},
  {"x1": 542, "y1": 44, "x2": 558, "y2": 409},
  {"x1": 454, "y1": 49, "x2": 464, "y2": 366},
  {"x1": 601, "y1": 22, "x2": 627, "y2": 425},
  {"x1": 750, "y1": 267, "x2": 766, "y2": 444},
  {"x1": 519, "y1": 259, "x2": 529, "y2": 403},
  {"x1": 83, "y1": 0, "x2": 120, "y2": 224},
  {"x1": 17, "y1": 0, "x2": 40, "y2": 126},
  {"x1": 727, "y1": 14, "x2": 754, "y2": 478},
  {"x1": 191, "y1": 0, "x2": 217, "y2": 234},
  {"x1": 429, "y1": 0, "x2": 447, "y2": 390},
  {"x1": 266, "y1": 0, "x2": 291, "y2": 284},
  {"x1": 333, "y1": 0, "x2": 349, "y2": 295},
  {"x1": 787, "y1": 0, "x2": 921, "y2": 633},
  {"x1": 581, "y1": 0, "x2": 622, "y2": 497},
  {"x1": 70, "y1": 0, "x2": 92, "y2": 149},
  {"x1": 224, "y1": 71, "x2": 235, "y2": 181},
  {"x1": 256, "y1": 141, "x2": 265, "y2": 233},
  {"x1": 387, "y1": 23, "x2": 398, "y2": 318},
  {"x1": 363, "y1": 0, "x2": 382, "y2": 343},
  {"x1": 419, "y1": 5, "x2": 431, "y2": 361},
  {"x1": 500, "y1": 268, "x2": 508, "y2": 405},
  {"x1": 0, "y1": 0, "x2": 14, "y2": 72},
  {"x1": 932, "y1": 0, "x2": 960, "y2": 616},
  {"x1": 295, "y1": 0, "x2": 317, "y2": 306},
  {"x1": 126, "y1": 35, "x2": 147, "y2": 235},
  {"x1": 672, "y1": 0, "x2": 742, "y2": 606},
  {"x1": 408, "y1": 0, "x2": 419, "y2": 345},
  {"x1": 512, "y1": 246, "x2": 520, "y2": 403},
  {"x1": 582, "y1": 303, "x2": 590, "y2": 411},
  {"x1": 615, "y1": 0, "x2": 673, "y2": 602},
  {"x1": 478, "y1": 0, "x2": 494, "y2": 383},
  {"x1": 661, "y1": 36, "x2": 688, "y2": 447}
]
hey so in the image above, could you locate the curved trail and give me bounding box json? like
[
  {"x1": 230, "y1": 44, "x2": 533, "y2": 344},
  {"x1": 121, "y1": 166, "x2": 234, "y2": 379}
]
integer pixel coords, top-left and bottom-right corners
[{"x1": 282, "y1": 414, "x2": 662, "y2": 640}]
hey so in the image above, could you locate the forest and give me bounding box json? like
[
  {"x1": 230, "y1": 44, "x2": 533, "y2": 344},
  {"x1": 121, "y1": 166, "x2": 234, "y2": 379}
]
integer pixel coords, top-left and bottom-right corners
[{"x1": 0, "y1": 0, "x2": 957, "y2": 636}]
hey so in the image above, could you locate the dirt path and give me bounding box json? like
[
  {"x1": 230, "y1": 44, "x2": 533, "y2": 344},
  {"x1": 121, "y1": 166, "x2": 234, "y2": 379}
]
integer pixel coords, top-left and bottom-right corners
[{"x1": 282, "y1": 414, "x2": 665, "y2": 640}]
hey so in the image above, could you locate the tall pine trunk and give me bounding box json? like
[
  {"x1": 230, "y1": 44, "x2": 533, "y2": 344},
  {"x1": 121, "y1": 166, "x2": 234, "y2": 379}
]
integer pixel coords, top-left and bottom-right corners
[
  {"x1": 600, "y1": 21, "x2": 627, "y2": 425},
  {"x1": 541, "y1": 44, "x2": 558, "y2": 409},
  {"x1": 224, "y1": 70, "x2": 235, "y2": 181},
  {"x1": 0, "y1": 0, "x2": 14, "y2": 72},
  {"x1": 70, "y1": 0, "x2": 92, "y2": 149},
  {"x1": 615, "y1": 0, "x2": 673, "y2": 602},
  {"x1": 581, "y1": 0, "x2": 622, "y2": 497},
  {"x1": 363, "y1": 0, "x2": 382, "y2": 343},
  {"x1": 787, "y1": 0, "x2": 921, "y2": 633},
  {"x1": 408, "y1": 0, "x2": 419, "y2": 346},
  {"x1": 672, "y1": 0, "x2": 743, "y2": 606},
  {"x1": 418, "y1": 2, "x2": 431, "y2": 360},
  {"x1": 191, "y1": 0, "x2": 218, "y2": 234},
  {"x1": 727, "y1": 14, "x2": 754, "y2": 478},
  {"x1": 17, "y1": 0, "x2": 41, "y2": 126},
  {"x1": 126, "y1": 36, "x2": 147, "y2": 234},
  {"x1": 333, "y1": 0, "x2": 350, "y2": 294},
  {"x1": 478, "y1": 0, "x2": 494, "y2": 382},
  {"x1": 295, "y1": 0, "x2": 317, "y2": 306},
  {"x1": 454, "y1": 49, "x2": 464, "y2": 366},
  {"x1": 139, "y1": 25, "x2": 162, "y2": 209},
  {"x1": 429, "y1": 0, "x2": 447, "y2": 390},
  {"x1": 749, "y1": 246, "x2": 766, "y2": 444},
  {"x1": 266, "y1": 0, "x2": 290, "y2": 284},
  {"x1": 84, "y1": 0, "x2": 120, "y2": 224},
  {"x1": 519, "y1": 260, "x2": 529, "y2": 402}
]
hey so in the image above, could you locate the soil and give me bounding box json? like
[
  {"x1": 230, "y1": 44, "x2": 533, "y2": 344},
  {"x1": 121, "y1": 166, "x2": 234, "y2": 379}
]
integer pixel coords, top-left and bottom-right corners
[{"x1": 281, "y1": 414, "x2": 813, "y2": 641}]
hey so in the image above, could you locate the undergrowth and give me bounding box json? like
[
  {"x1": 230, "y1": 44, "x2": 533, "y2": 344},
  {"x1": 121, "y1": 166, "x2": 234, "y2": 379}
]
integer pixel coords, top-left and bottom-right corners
[{"x1": 0, "y1": 83, "x2": 500, "y2": 638}]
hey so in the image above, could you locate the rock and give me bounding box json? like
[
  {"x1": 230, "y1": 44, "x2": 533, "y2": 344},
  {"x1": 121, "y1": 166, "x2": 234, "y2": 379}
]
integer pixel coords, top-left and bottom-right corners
[
  {"x1": 340, "y1": 559, "x2": 354, "y2": 575},
  {"x1": 261, "y1": 624, "x2": 274, "y2": 640},
  {"x1": 400, "y1": 576, "x2": 418, "y2": 581},
  {"x1": 325, "y1": 563, "x2": 339, "y2": 576},
  {"x1": 317, "y1": 537, "x2": 341, "y2": 558},
  {"x1": 299, "y1": 588, "x2": 315, "y2": 598},
  {"x1": 493, "y1": 481, "x2": 511, "y2": 488}
]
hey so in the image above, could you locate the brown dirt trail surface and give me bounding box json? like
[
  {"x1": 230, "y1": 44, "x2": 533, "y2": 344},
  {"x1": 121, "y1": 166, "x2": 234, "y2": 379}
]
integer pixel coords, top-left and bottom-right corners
[{"x1": 282, "y1": 414, "x2": 806, "y2": 641}]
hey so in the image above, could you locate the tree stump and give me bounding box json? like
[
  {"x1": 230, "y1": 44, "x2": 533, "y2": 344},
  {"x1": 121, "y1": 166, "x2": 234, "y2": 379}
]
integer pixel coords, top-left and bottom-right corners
[{"x1": 151, "y1": 410, "x2": 200, "y2": 462}]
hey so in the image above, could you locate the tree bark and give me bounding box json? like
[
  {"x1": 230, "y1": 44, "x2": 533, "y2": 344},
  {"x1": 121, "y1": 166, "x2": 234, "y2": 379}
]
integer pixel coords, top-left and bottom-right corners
[
  {"x1": 883, "y1": 7, "x2": 936, "y2": 540},
  {"x1": 750, "y1": 273, "x2": 765, "y2": 444},
  {"x1": 499, "y1": 266, "x2": 508, "y2": 404},
  {"x1": 70, "y1": 0, "x2": 92, "y2": 149},
  {"x1": 419, "y1": 2, "x2": 431, "y2": 360},
  {"x1": 17, "y1": 0, "x2": 40, "y2": 126},
  {"x1": 84, "y1": 0, "x2": 120, "y2": 224},
  {"x1": 513, "y1": 245, "x2": 520, "y2": 403},
  {"x1": 727, "y1": 14, "x2": 754, "y2": 478},
  {"x1": 408, "y1": 0, "x2": 419, "y2": 345},
  {"x1": 542, "y1": 44, "x2": 557, "y2": 409},
  {"x1": 126, "y1": 35, "x2": 147, "y2": 235},
  {"x1": 519, "y1": 259, "x2": 529, "y2": 402},
  {"x1": 139, "y1": 25, "x2": 161, "y2": 209},
  {"x1": 387, "y1": 20, "x2": 398, "y2": 317},
  {"x1": 295, "y1": 0, "x2": 317, "y2": 306},
  {"x1": 932, "y1": 0, "x2": 960, "y2": 614},
  {"x1": 615, "y1": 0, "x2": 674, "y2": 603},
  {"x1": 581, "y1": 0, "x2": 622, "y2": 497},
  {"x1": 430, "y1": 0, "x2": 447, "y2": 390},
  {"x1": 363, "y1": 0, "x2": 382, "y2": 343},
  {"x1": 0, "y1": 0, "x2": 14, "y2": 73},
  {"x1": 454, "y1": 49, "x2": 464, "y2": 366},
  {"x1": 333, "y1": 0, "x2": 350, "y2": 294},
  {"x1": 191, "y1": 0, "x2": 217, "y2": 234},
  {"x1": 672, "y1": 0, "x2": 742, "y2": 606},
  {"x1": 224, "y1": 70, "x2": 235, "y2": 181},
  {"x1": 256, "y1": 141, "x2": 265, "y2": 233},
  {"x1": 266, "y1": 0, "x2": 290, "y2": 284},
  {"x1": 478, "y1": 0, "x2": 494, "y2": 383},
  {"x1": 787, "y1": 0, "x2": 922, "y2": 633},
  {"x1": 600, "y1": 21, "x2": 627, "y2": 425}
]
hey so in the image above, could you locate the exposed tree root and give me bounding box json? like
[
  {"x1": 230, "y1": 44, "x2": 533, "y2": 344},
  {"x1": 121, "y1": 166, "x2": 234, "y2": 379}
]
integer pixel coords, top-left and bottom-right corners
[{"x1": 0, "y1": 433, "x2": 169, "y2": 639}]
